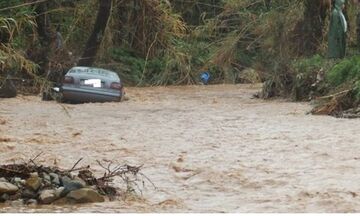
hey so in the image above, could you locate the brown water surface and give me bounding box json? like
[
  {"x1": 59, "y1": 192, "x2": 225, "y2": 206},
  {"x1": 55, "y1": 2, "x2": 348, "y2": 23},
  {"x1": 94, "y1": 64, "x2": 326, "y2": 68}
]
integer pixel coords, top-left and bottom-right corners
[{"x1": 0, "y1": 84, "x2": 360, "y2": 213}]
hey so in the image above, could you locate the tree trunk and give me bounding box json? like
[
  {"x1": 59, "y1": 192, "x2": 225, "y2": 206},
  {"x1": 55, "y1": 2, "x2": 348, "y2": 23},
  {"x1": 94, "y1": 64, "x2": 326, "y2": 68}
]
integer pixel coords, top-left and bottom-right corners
[
  {"x1": 27, "y1": 0, "x2": 52, "y2": 76},
  {"x1": 34, "y1": 1, "x2": 52, "y2": 46},
  {"x1": 78, "y1": 0, "x2": 112, "y2": 66},
  {"x1": 291, "y1": 0, "x2": 330, "y2": 56},
  {"x1": 301, "y1": 0, "x2": 329, "y2": 55}
]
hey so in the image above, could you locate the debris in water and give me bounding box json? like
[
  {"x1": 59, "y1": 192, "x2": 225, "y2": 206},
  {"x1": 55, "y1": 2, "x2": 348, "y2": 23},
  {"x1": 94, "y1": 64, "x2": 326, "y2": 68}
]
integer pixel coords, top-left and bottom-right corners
[{"x1": 0, "y1": 153, "x2": 153, "y2": 206}]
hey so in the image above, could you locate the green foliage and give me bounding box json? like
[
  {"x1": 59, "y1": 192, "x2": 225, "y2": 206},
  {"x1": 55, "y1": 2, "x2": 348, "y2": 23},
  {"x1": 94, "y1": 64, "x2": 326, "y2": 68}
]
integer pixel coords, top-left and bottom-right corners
[
  {"x1": 0, "y1": 14, "x2": 37, "y2": 77},
  {"x1": 292, "y1": 55, "x2": 328, "y2": 75},
  {"x1": 325, "y1": 56, "x2": 360, "y2": 102},
  {"x1": 290, "y1": 55, "x2": 334, "y2": 100},
  {"x1": 170, "y1": 0, "x2": 223, "y2": 26},
  {"x1": 355, "y1": 81, "x2": 360, "y2": 100},
  {"x1": 326, "y1": 56, "x2": 360, "y2": 87}
]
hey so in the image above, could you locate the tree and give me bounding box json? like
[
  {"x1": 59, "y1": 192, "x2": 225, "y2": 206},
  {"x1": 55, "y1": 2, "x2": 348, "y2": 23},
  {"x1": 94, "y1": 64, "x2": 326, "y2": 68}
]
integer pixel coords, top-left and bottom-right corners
[
  {"x1": 78, "y1": 0, "x2": 112, "y2": 66},
  {"x1": 293, "y1": 0, "x2": 331, "y2": 56}
]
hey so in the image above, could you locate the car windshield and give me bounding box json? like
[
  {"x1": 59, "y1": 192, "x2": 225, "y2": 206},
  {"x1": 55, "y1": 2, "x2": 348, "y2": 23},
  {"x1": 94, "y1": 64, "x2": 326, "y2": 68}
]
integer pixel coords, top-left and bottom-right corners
[{"x1": 69, "y1": 68, "x2": 117, "y2": 78}]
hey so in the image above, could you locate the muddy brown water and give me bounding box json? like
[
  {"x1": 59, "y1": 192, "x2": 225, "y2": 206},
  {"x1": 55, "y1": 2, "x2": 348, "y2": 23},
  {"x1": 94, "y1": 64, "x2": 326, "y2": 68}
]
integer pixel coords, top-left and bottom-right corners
[{"x1": 0, "y1": 84, "x2": 360, "y2": 213}]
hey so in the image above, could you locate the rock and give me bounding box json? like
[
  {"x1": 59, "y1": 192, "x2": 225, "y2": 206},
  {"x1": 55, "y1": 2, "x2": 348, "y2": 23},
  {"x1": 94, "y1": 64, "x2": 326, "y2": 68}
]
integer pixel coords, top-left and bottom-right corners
[
  {"x1": 25, "y1": 175, "x2": 42, "y2": 191},
  {"x1": 39, "y1": 189, "x2": 57, "y2": 204},
  {"x1": 9, "y1": 192, "x2": 21, "y2": 201},
  {"x1": 53, "y1": 197, "x2": 72, "y2": 205},
  {"x1": 73, "y1": 176, "x2": 86, "y2": 187},
  {"x1": 42, "y1": 173, "x2": 51, "y2": 185},
  {"x1": 22, "y1": 189, "x2": 37, "y2": 199},
  {"x1": 0, "y1": 182, "x2": 19, "y2": 195},
  {"x1": 12, "y1": 177, "x2": 24, "y2": 187},
  {"x1": 0, "y1": 178, "x2": 7, "y2": 182},
  {"x1": 49, "y1": 173, "x2": 60, "y2": 185},
  {"x1": 61, "y1": 176, "x2": 83, "y2": 196},
  {"x1": 0, "y1": 193, "x2": 9, "y2": 202},
  {"x1": 66, "y1": 188, "x2": 105, "y2": 203},
  {"x1": 13, "y1": 177, "x2": 22, "y2": 183},
  {"x1": 55, "y1": 187, "x2": 65, "y2": 198},
  {"x1": 30, "y1": 172, "x2": 39, "y2": 177},
  {"x1": 10, "y1": 199, "x2": 24, "y2": 207},
  {"x1": 26, "y1": 199, "x2": 38, "y2": 206}
]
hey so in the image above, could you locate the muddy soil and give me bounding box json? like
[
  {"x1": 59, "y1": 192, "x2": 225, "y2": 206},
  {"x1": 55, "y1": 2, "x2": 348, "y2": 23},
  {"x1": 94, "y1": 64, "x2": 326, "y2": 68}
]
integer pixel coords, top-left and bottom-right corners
[{"x1": 0, "y1": 84, "x2": 360, "y2": 213}]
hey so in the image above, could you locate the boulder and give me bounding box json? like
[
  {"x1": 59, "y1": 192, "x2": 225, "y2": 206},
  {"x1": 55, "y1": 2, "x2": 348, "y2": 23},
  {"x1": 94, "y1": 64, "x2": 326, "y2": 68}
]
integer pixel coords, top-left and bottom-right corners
[
  {"x1": 53, "y1": 197, "x2": 72, "y2": 205},
  {"x1": 0, "y1": 193, "x2": 9, "y2": 202},
  {"x1": 25, "y1": 175, "x2": 42, "y2": 191},
  {"x1": 54, "y1": 187, "x2": 65, "y2": 198},
  {"x1": 12, "y1": 177, "x2": 24, "y2": 187},
  {"x1": 61, "y1": 176, "x2": 83, "y2": 196},
  {"x1": 66, "y1": 188, "x2": 104, "y2": 203},
  {"x1": 39, "y1": 189, "x2": 57, "y2": 204},
  {"x1": 49, "y1": 173, "x2": 60, "y2": 185},
  {"x1": 22, "y1": 189, "x2": 37, "y2": 199},
  {"x1": 10, "y1": 199, "x2": 24, "y2": 207},
  {"x1": 73, "y1": 176, "x2": 86, "y2": 187},
  {"x1": 42, "y1": 173, "x2": 52, "y2": 186},
  {"x1": 26, "y1": 199, "x2": 38, "y2": 206},
  {"x1": 0, "y1": 182, "x2": 19, "y2": 195},
  {"x1": 0, "y1": 178, "x2": 7, "y2": 182},
  {"x1": 9, "y1": 192, "x2": 21, "y2": 200}
]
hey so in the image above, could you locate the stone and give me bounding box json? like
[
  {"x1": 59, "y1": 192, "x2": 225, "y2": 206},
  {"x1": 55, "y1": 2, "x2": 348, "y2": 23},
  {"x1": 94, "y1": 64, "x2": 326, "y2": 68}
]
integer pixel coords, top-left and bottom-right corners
[
  {"x1": 42, "y1": 173, "x2": 51, "y2": 185},
  {"x1": 0, "y1": 182, "x2": 19, "y2": 195},
  {"x1": 9, "y1": 192, "x2": 21, "y2": 201},
  {"x1": 55, "y1": 187, "x2": 65, "y2": 198},
  {"x1": 53, "y1": 197, "x2": 72, "y2": 205},
  {"x1": 22, "y1": 189, "x2": 37, "y2": 199},
  {"x1": 10, "y1": 199, "x2": 24, "y2": 207},
  {"x1": 61, "y1": 176, "x2": 83, "y2": 196},
  {"x1": 49, "y1": 173, "x2": 60, "y2": 185},
  {"x1": 25, "y1": 175, "x2": 42, "y2": 191},
  {"x1": 30, "y1": 172, "x2": 39, "y2": 177},
  {"x1": 0, "y1": 193, "x2": 9, "y2": 202},
  {"x1": 73, "y1": 176, "x2": 86, "y2": 187},
  {"x1": 13, "y1": 177, "x2": 22, "y2": 183},
  {"x1": 0, "y1": 178, "x2": 7, "y2": 182},
  {"x1": 12, "y1": 177, "x2": 24, "y2": 187},
  {"x1": 66, "y1": 188, "x2": 105, "y2": 203},
  {"x1": 26, "y1": 199, "x2": 38, "y2": 206},
  {"x1": 39, "y1": 189, "x2": 57, "y2": 204}
]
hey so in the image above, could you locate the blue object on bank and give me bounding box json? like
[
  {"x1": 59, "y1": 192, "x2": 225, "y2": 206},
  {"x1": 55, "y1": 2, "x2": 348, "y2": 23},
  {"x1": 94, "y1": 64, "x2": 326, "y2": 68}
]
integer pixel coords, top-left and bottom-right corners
[{"x1": 200, "y1": 71, "x2": 210, "y2": 85}]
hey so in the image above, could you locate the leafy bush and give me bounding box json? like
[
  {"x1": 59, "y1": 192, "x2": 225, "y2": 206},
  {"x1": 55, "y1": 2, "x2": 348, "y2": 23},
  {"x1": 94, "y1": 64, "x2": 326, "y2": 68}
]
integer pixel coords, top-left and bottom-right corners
[
  {"x1": 290, "y1": 55, "x2": 335, "y2": 100},
  {"x1": 326, "y1": 56, "x2": 360, "y2": 87},
  {"x1": 324, "y1": 56, "x2": 360, "y2": 104}
]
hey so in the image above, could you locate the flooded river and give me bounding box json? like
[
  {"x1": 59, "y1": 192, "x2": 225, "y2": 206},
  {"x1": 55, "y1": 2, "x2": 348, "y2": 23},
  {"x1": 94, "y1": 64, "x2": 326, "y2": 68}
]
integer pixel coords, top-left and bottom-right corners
[{"x1": 0, "y1": 84, "x2": 360, "y2": 213}]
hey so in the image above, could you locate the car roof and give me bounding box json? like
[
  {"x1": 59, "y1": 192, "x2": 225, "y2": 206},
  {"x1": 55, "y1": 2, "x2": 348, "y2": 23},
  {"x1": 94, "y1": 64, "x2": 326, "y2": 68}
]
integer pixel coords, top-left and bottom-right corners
[{"x1": 68, "y1": 67, "x2": 119, "y2": 79}]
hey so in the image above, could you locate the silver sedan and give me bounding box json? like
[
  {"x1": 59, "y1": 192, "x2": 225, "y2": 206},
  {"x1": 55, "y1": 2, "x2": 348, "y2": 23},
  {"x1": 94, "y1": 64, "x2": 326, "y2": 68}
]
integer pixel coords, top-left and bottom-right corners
[{"x1": 61, "y1": 67, "x2": 124, "y2": 103}]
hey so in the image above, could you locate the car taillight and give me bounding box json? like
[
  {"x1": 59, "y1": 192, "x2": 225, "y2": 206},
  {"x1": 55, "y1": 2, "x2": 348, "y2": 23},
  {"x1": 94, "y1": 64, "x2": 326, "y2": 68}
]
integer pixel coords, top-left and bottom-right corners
[
  {"x1": 63, "y1": 76, "x2": 74, "y2": 84},
  {"x1": 110, "y1": 82, "x2": 122, "y2": 90}
]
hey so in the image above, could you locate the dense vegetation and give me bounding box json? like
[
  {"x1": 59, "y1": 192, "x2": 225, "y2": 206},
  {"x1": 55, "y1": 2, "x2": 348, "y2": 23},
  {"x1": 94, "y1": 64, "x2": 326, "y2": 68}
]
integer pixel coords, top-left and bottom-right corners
[{"x1": 0, "y1": 0, "x2": 359, "y2": 114}]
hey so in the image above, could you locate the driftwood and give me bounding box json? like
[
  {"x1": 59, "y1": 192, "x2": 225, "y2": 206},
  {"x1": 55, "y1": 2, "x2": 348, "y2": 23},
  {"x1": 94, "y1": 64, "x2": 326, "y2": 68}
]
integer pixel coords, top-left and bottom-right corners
[{"x1": 311, "y1": 88, "x2": 357, "y2": 117}]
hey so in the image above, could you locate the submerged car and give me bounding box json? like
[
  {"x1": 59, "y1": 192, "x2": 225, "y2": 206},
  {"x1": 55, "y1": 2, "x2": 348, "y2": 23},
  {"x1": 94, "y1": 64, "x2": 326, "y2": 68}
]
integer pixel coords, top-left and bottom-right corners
[{"x1": 61, "y1": 67, "x2": 124, "y2": 103}]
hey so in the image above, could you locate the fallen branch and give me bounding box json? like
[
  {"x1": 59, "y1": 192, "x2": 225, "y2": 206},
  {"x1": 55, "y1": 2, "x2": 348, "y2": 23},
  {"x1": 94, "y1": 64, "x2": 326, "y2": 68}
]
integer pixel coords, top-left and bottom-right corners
[{"x1": 315, "y1": 89, "x2": 352, "y2": 100}]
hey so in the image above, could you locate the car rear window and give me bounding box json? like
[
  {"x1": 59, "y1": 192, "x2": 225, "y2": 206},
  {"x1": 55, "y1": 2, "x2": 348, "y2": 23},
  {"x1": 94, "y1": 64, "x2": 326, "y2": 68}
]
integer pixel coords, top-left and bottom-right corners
[{"x1": 69, "y1": 68, "x2": 117, "y2": 78}]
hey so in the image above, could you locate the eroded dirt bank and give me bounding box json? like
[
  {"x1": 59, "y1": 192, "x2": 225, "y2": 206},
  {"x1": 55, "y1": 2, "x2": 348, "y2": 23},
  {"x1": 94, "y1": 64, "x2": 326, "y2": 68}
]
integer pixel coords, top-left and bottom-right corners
[{"x1": 0, "y1": 84, "x2": 360, "y2": 213}]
